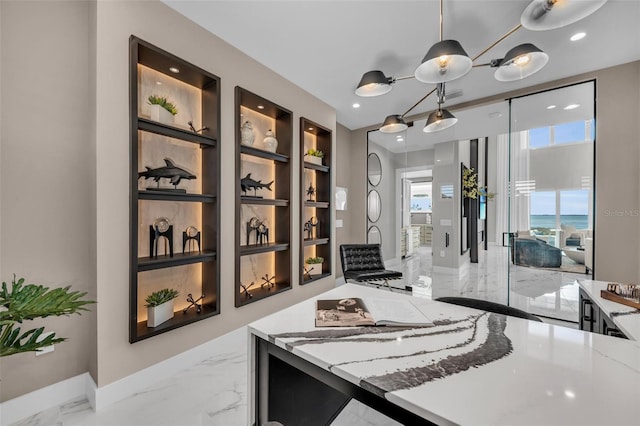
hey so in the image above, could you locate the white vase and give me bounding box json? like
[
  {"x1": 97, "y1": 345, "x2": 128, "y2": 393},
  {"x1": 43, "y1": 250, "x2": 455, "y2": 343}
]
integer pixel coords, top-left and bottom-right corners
[
  {"x1": 307, "y1": 263, "x2": 323, "y2": 276},
  {"x1": 263, "y1": 129, "x2": 278, "y2": 152},
  {"x1": 305, "y1": 155, "x2": 322, "y2": 166},
  {"x1": 147, "y1": 300, "x2": 174, "y2": 327},
  {"x1": 149, "y1": 104, "x2": 175, "y2": 126},
  {"x1": 240, "y1": 120, "x2": 255, "y2": 146}
]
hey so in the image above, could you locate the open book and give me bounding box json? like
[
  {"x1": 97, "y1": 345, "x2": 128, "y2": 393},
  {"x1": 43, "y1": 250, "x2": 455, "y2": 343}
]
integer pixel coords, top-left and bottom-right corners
[{"x1": 315, "y1": 297, "x2": 434, "y2": 327}]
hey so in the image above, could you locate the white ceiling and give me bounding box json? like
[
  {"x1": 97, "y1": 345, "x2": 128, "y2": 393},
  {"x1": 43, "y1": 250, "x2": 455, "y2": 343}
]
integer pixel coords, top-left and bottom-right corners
[{"x1": 164, "y1": 0, "x2": 640, "y2": 139}]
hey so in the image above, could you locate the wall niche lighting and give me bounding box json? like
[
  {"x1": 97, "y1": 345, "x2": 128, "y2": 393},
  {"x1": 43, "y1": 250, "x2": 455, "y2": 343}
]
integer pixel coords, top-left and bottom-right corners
[{"x1": 355, "y1": 0, "x2": 608, "y2": 133}]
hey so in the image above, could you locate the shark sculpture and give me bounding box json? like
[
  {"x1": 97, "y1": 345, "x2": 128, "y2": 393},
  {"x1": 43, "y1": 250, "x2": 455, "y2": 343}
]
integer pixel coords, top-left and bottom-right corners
[
  {"x1": 138, "y1": 158, "x2": 196, "y2": 189},
  {"x1": 240, "y1": 173, "x2": 273, "y2": 197}
]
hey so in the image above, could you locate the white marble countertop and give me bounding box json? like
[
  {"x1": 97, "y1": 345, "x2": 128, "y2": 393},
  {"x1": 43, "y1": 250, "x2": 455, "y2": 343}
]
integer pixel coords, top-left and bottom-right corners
[
  {"x1": 249, "y1": 284, "x2": 640, "y2": 425},
  {"x1": 577, "y1": 279, "x2": 640, "y2": 341}
]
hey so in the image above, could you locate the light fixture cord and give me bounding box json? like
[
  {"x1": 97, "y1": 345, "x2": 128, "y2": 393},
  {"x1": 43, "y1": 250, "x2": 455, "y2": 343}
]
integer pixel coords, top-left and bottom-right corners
[
  {"x1": 401, "y1": 87, "x2": 437, "y2": 118},
  {"x1": 439, "y1": 0, "x2": 444, "y2": 41}
]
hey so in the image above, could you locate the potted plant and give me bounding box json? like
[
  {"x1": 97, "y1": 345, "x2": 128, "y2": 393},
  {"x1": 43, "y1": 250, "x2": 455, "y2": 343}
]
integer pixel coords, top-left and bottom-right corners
[
  {"x1": 0, "y1": 275, "x2": 94, "y2": 357},
  {"x1": 147, "y1": 95, "x2": 178, "y2": 126},
  {"x1": 145, "y1": 288, "x2": 179, "y2": 327},
  {"x1": 305, "y1": 256, "x2": 324, "y2": 276},
  {"x1": 304, "y1": 148, "x2": 324, "y2": 166}
]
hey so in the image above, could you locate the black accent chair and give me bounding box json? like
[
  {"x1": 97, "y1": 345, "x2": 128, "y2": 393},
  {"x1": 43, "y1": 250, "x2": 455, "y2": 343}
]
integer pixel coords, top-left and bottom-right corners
[
  {"x1": 511, "y1": 237, "x2": 562, "y2": 268},
  {"x1": 435, "y1": 297, "x2": 543, "y2": 322},
  {"x1": 339, "y1": 244, "x2": 403, "y2": 291}
]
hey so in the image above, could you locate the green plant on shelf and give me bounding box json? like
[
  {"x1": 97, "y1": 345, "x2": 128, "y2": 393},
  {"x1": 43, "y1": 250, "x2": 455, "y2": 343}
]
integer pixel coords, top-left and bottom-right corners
[
  {"x1": 305, "y1": 148, "x2": 324, "y2": 158},
  {"x1": 144, "y1": 288, "x2": 179, "y2": 307},
  {"x1": 478, "y1": 186, "x2": 496, "y2": 201},
  {"x1": 305, "y1": 256, "x2": 324, "y2": 264},
  {"x1": 0, "y1": 275, "x2": 95, "y2": 357},
  {"x1": 147, "y1": 95, "x2": 178, "y2": 116},
  {"x1": 462, "y1": 167, "x2": 479, "y2": 199}
]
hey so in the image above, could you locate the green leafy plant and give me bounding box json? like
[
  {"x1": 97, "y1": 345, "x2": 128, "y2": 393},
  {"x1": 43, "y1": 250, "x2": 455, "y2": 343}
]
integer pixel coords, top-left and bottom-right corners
[
  {"x1": 147, "y1": 95, "x2": 178, "y2": 116},
  {"x1": 305, "y1": 256, "x2": 324, "y2": 264},
  {"x1": 144, "y1": 288, "x2": 179, "y2": 307},
  {"x1": 305, "y1": 148, "x2": 324, "y2": 158},
  {"x1": 0, "y1": 275, "x2": 94, "y2": 357},
  {"x1": 462, "y1": 167, "x2": 479, "y2": 199},
  {"x1": 478, "y1": 186, "x2": 496, "y2": 201}
]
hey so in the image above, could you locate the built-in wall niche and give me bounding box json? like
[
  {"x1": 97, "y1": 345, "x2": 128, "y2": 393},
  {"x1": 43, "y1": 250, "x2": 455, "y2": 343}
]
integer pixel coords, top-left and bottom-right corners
[
  {"x1": 130, "y1": 36, "x2": 221, "y2": 342},
  {"x1": 235, "y1": 86, "x2": 292, "y2": 307},
  {"x1": 300, "y1": 117, "x2": 332, "y2": 285}
]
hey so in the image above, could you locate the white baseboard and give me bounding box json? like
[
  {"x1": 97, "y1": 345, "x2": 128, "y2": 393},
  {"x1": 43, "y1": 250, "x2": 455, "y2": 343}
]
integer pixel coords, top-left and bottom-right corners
[{"x1": 0, "y1": 372, "x2": 94, "y2": 425}]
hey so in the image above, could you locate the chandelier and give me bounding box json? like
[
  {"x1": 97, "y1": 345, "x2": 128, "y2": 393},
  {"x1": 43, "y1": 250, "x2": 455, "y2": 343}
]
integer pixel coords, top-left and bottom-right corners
[{"x1": 355, "y1": 0, "x2": 608, "y2": 133}]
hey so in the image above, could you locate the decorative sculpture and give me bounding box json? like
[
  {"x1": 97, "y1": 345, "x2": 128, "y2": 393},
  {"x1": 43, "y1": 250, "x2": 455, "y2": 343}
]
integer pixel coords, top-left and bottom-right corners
[
  {"x1": 150, "y1": 217, "x2": 173, "y2": 258},
  {"x1": 306, "y1": 184, "x2": 316, "y2": 202},
  {"x1": 188, "y1": 120, "x2": 209, "y2": 134},
  {"x1": 303, "y1": 265, "x2": 312, "y2": 281},
  {"x1": 182, "y1": 293, "x2": 204, "y2": 314},
  {"x1": 246, "y1": 217, "x2": 269, "y2": 245},
  {"x1": 261, "y1": 274, "x2": 275, "y2": 290},
  {"x1": 138, "y1": 158, "x2": 196, "y2": 192},
  {"x1": 240, "y1": 173, "x2": 273, "y2": 198},
  {"x1": 303, "y1": 216, "x2": 319, "y2": 240},
  {"x1": 240, "y1": 281, "x2": 256, "y2": 299},
  {"x1": 182, "y1": 226, "x2": 201, "y2": 253}
]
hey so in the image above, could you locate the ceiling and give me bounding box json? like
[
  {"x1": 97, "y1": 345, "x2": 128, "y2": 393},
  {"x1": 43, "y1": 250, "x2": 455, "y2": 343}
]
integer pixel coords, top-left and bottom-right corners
[{"x1": 164, "y1": 0, "x2": 640, "y2": 139}]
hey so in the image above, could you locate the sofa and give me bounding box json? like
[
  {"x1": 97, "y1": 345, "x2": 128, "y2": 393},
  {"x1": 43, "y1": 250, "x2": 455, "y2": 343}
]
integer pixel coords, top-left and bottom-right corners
[
  {"x1": 511, "y1": 231, "x2": 562, "y2": 268},
  {"x1": 558, "y1": 224, "x2": 592, "y2": 248}
]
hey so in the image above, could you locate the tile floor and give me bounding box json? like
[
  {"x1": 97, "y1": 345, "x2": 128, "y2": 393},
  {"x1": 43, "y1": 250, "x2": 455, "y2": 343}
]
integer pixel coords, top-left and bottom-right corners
[{"x1": 11, "y1": 244, "x2": 583, "y2": 426}]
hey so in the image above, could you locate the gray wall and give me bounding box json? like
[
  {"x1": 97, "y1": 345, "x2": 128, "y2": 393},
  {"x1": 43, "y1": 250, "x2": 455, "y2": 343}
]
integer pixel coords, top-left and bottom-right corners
[{"x1": 367, "y1": 142, "x2": 397, "y2": 261}]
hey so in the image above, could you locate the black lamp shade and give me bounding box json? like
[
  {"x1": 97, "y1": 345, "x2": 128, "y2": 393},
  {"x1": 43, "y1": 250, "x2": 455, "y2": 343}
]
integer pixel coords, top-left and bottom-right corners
[
  {"x1": 415, "y1": 40, "x2": 473, "y2": 83},
  {"x1": 494, "y1": 43, "x2": 549, "y2": 81},
  {"x1": 423, "y1": 109, "x2": 457, "y2": 133},
  {"x1": 521, "y1": 0, "x2": 608, "y2": 31},
  {"x1": 379, "y1": 114, "x2": 408, "y2": 133},
  {"x1": 355, "y1": 70, "x2": 393, "y2": 97}
]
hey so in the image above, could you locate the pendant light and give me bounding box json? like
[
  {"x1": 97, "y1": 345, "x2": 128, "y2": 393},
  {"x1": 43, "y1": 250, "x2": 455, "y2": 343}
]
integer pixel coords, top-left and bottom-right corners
[
  {"x1": 355, "y1": 70, "x2": 394, "y2": 97},
  {"x1": 424, "y1": 107, "x2": 457, "y2": 133},
  {"x1": 379, "y1": 114, "x2": 408, "y2": 133},
  {"x1": 521, "y1": 0, "x2": 608, "y2": 31},
  {"x1": 494, "y1": 43, "x2": 549, "y2": 81}
]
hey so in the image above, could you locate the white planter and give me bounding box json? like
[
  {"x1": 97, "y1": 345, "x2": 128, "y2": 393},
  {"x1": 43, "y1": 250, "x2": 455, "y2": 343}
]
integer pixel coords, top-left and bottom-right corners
[
  {"x1": 306, "y1": 263, "x2": 323, "y2": 276},
  {"x1": 147, "y1": 300, "x2": 175, "y2": 327},
  {"x1": 149, "y1": 104, "x2": 175, "y2": 126},
  {"x1": 305, "y1": 155, "x2": 323, "y2": 166}
]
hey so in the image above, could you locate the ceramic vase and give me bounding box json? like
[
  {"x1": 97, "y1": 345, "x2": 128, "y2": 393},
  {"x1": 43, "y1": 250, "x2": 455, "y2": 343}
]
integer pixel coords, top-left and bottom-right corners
[
  {"x1": 150, "y1": 104, "x2": 175, "y2": 126},
  {"x1": 147, "y1": 300, "x2": 174, "y2": 327},
  {"x1": 263, "y1": 129, "x2": 278, "y2": 152},
  {"x1": 240, "y1": 120, "x2": 255, "y2": 146}
]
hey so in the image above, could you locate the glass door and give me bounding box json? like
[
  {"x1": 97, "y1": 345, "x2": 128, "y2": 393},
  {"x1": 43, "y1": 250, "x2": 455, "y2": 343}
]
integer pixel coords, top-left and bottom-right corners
[{"x1": 507, "y1": 81, "x2": 595, "y2": 322}]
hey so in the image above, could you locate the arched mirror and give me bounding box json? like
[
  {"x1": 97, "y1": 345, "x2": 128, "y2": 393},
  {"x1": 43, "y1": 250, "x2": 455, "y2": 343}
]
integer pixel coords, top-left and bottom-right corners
[
  {"x1": 367, "y1": 189, "x2": 381, "y2": 223},
  {"x1": 367, "y1": 153, "x2": 382, "y2": 186},
  {"x1": 367, "y1": 225, "x2": 382, "y2": 246}
]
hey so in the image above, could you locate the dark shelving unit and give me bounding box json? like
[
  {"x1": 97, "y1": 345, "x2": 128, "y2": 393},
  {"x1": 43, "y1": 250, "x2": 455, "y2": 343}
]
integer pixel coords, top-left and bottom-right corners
[
  {"x1": 300, "y1": 118, "x2": 332, "y2": 285},
  {"x1": 235, "y1": 86, "x2": 292, "y2": 307},
  {"x1": 130, "y1": 36, "x2": 221, "y2": 342}
]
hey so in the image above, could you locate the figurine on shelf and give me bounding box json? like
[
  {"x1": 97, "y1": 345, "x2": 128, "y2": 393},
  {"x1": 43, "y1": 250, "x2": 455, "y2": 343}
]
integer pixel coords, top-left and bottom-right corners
[
  {"x1": 247, "y1": 217, "x2": 264, "y2": 245},
  {"x1": 303, "y1": 216, "x2": 319, "y2": 240},
  {"x1": 257, "y1": 223, "x2": 269, "y2": 245},
  {"x1": 303, "y1": 265, "x2": 312, "y2": 281},
  {"x1": 241, "y1": 120, "x2": 255, "y2": 146},
  {"x1": 261, "y1": 274, "x2": 275, "y2": 290},
  {"x1": 240, "y1": 281, "x2": 256, "y2": 299},
  {"x1": 183, "y1": 293, "x2": 204, "y2": 314},
  {"x1": 240, "y1": 173, "x2": 273, "y2": 198},
  {"x1": 150, "y1": 217, "x2": 173, "y2": 258},
  {"x1": 182, "y1": 226, "x2": 201, "y2": 253},
  {"x1": 306, "y1": 184, "x2": 316, "y2": 202},
  {"x1": 188, "y1": 120, "x2": 209, "y2": 134},
  {"x1": 262, "y1": 129, "x2": 278, "y2": 152},
  {"x1": 138, "y1": 158, "x2": 196, "y2": 192}
]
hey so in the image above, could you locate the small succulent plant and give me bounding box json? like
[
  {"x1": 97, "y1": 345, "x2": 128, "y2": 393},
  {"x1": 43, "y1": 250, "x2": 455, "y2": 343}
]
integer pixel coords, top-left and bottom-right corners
[
  {"x1": 148, "y1": 95, "x2": 178, "y2": 116},
  {"x1": 144, "y1": 288, "x2": 179, "y2": 307},
  {"x1": 305, "y1": 256, "x2": 324, "y2": 264},
  {"x1": 305, "y1": 148, "x2": 324, "y2": 158}
]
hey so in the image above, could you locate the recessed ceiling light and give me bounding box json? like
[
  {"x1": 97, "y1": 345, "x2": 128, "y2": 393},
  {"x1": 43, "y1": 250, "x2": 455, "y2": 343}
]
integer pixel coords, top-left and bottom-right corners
[
  {"x1": 564, "y1": 104, "x2": 580, "y2": 110},
  {"x1": 156, "y1": 81, "x2": 162, "y2": 85},
  {"x1": 308, "y1": 127, "x2": 314, "y2": 131},
  {"x1": 570, "y1": 32, "x2": 586, "y2": 42},
  {"x1": 352, "y1": 103, "x2": 360, "y2": 108},
  {"x1": 257, "y1": 105, "x2": 264, "y2": 110},
  {"x1": 436, "y1": 159, "x2": 441, "y2": 162},
  {"x1": 547, "y1": 105, "x2": 556, "y2": 109},
  {"x1": 488, "y1": 111, "x2": 502, "y2": 119},
  {"x1": 169, "y1": 66, "x2": 180, "y2": 74},
  {"x1": 397, "y1": 137, "x2": 404, "y2": 142}
]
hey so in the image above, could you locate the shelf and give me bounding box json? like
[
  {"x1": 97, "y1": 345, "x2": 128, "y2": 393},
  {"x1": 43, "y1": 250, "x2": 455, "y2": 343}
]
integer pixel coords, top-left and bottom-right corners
[
  {"x1": 304, "y1": 162, "x2": 329, "y2": 173},
  {"x1": 236, "y1": 282, "x2": 291, "y2": 307},
  {"x1": 139, "y1": 190, "x2": 216, "y2": 203},
  {"x1": 138, "y1": 118, "x2": 216, "y2": 147},
  {"x1": 304, "y1": 201, "x2": 330, "y2": 208},
  {"x1": 241, "y1": 196, "x2": 289, "y2": 206},
  {"x1": 303, "y1": 237, "x2": 329, "y2": 246},
  {"x1": 133, "y1": 304, "x2": 219, "y2": 342},
  {"x1": 241, "y1": 145, "x2": 289, "y2": 162},
  {"x1": 138, "y1": 251, "x2": 216, "y2": 272},
  {"x1": 240, "y1": 242, "x2": 289, "y2": 256},
  {"x1": 302, "y1": 273, "x2": 331, "y2": 285}
]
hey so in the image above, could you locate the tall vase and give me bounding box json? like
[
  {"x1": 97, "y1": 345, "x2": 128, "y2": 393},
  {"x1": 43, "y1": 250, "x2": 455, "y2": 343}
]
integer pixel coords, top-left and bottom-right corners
[
  {"x1": 263, "y1": 129, "x2": 278, "y2": 153},
  {"x1": 240, "y1": 120, "x2": 255, "y2": 146}
]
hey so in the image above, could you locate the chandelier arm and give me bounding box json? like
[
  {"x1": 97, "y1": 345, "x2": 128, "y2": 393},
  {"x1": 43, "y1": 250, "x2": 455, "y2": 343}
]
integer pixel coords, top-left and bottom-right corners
[
  {"x1": 401, "y1": 87, "x2": 437, "y2": 118},
  {"x1": 471, "y1": 23, "x2": 522, "y2": 62},
  {"x1": 439, "y1": 0, "x2": 444, "y2": 41},
  {"x1": 472, "y1": 63, "x2": 492, "y2": 68},
  {"x1": 394, "y1": 75, "x2": 416, "y2": 82}
]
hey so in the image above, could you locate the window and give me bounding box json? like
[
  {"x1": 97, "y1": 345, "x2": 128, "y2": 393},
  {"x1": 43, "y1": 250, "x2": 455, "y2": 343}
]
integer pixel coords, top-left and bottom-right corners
[{"x1": 528, "y1": 119, "x2": 594, "y2": 149}]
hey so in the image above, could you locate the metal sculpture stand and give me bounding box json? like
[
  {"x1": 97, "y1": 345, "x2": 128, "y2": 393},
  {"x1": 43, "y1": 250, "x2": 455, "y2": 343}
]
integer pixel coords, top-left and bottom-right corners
[
  {"x1": 240, "y1": 281, "x2": 257, "y2": 299},
  {"x1": 183, "y1": 293, "x2": 204, "y2": 314},
  {"x1": 303, "y1": 265, "x2": 312, "y2": 281},
  {"x1": 257, "y1": 223, "x2": 269, "y2": 245},
  {"x1": 303, "y1": 217, "x2": 319, "y2": 240},
  {"x1": 306, "y1": 184, "x2": 316, "y2": 202},
  {"x1": 261, "y1": 274, "x2": 275, "y2": 290},
  {"x1": 150, "y1": 225, "x2": 174, "y2": 258},
  {"x1": 188, "y1": 120, "x2": 209, "y2": 134},
  {"x1": 182, "y1": 228, "x2": 201, "y2": 253}
]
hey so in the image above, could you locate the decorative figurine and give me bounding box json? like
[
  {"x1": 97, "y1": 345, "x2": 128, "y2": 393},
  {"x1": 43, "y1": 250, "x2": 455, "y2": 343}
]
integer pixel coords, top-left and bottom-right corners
[
  {"x1": 257, "y1": 223, "x2": 269, "y2": 245},
  {"x1": 306, "y1": 184, "x2": 316, "y2": 202},
  {"x1": 182, "y1": 293, "x2": 204, "y2": 314},
  {"x1": 261, "y1": 274, "x2": 275, "y2": 290},
  {"x1": 262, "y1": 129, "x2": 278, "y2": 152},
  {"x1": 303, "y1": 216, "x2": 319, "y2": 240},
  {"x1": 182, "y1": 225, "x2": 201, "y2": 253},
  {"x1": 303, "y1": 265, "x2": 312, "y2": 281},
  {"x1": 247, "y1": 217, "x2": 260, "y2": 245},
  {"x1": 240, "y1": 173, "x2": 273, "y2": 198},
  {"x1": 188, "y1": 120, "x2": 209, "y2": 134},
  {"x1": 240, "y1": 120, "x2": 255, "y2": 146},
  {"x1": 138, "y1": 158, "x2": 196, "y2": 192},
  {"x1": 150, "y1": 217, "x2": 173, "y2": 258},
  {"x1": 240, "y1": 281, "x2": 256, "y2": 299}
]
